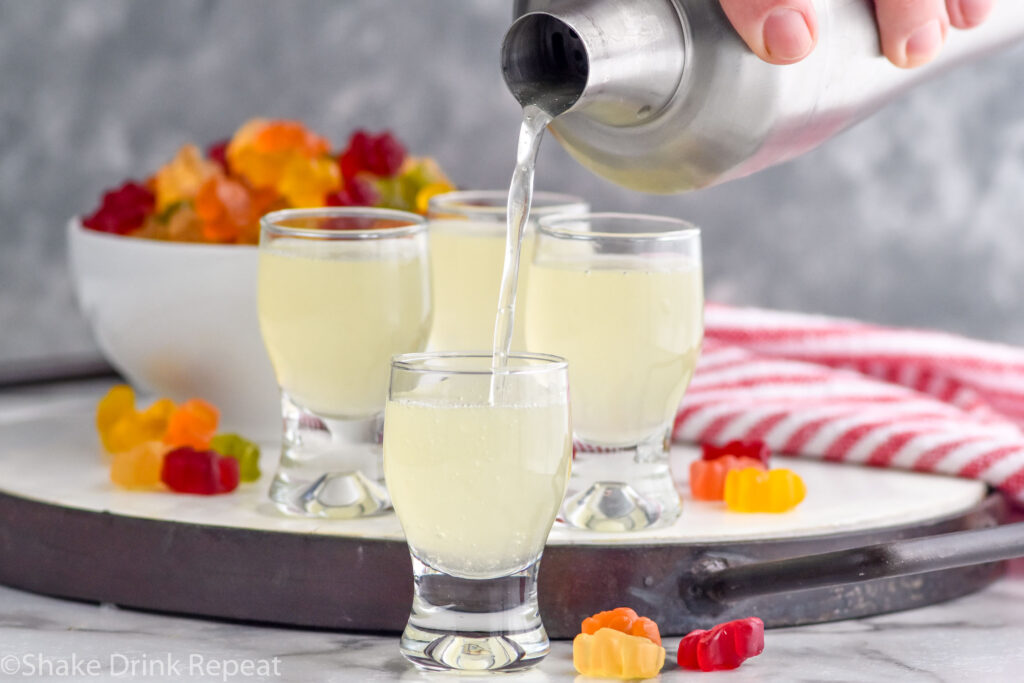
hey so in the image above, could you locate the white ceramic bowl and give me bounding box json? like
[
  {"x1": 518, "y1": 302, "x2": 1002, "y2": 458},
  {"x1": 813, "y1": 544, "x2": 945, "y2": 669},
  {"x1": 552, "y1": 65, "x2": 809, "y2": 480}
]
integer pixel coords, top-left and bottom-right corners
[{"x1": 67, "y1": 219, "x2": 281, "y2": 438}]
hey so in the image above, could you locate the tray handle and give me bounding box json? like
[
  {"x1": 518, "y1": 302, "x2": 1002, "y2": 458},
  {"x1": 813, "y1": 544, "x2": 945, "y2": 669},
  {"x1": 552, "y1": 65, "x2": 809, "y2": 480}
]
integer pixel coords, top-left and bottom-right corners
[{"x1": 685, "y1": 520, "x2": 1024, "y2": 614}]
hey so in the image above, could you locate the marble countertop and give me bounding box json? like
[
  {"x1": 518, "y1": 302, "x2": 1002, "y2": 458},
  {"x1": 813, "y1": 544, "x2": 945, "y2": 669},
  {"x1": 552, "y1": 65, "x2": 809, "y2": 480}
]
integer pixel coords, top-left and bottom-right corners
[
  {"x1": 1, "y1": 380, "x2": 1022, "y2": 682},
  {"x1": 2, "y1": 570, "x2": 1022, "y2": 683}
]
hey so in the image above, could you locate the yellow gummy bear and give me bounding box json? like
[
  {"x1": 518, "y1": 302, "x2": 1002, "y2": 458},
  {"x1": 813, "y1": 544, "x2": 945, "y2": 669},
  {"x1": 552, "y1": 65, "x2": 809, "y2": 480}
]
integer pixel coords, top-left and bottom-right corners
[
  {"x1": 110, "y1": 441, "x2": 167, "y2": 490},
  {"x1": 96, "y1": 385, "x2": 177, "y2": 455},
  {"x1": 415, "y1": 181, "x2": 456, "y2": 214},
  {"x1": 724, "y1": 467, "x2": 806, "y2": 513},
  {"x1": 96, "y1": 385, "x2": 135, "y2": 437},
  {"x1": 154, "y1": 144, "x2": 220, "y2": 211},
  {"x1": 276, "y1": 154, "x2": 341, "y2": 207},
  {"x1": 573, "y1": 627, "x2": 665, "y2": 679}
]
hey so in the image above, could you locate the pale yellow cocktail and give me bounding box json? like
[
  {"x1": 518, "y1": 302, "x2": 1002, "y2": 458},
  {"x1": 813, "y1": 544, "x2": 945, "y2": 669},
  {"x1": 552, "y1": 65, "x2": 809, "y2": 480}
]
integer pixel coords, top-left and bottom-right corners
[
  {"x1": 524, "y1": 212, "x2": 703, "y2": 531},
  {"x1": 258, "y1": 208, "x2": 431, "y2": 518},
  {"x1": 427, "y1": 191, "x2": 586, "y2": 351},
  {"x1": 385, "y1": 352, "x2": 571, "y2": 671},
  {"x1": 259, "y1": 239, "x2": 431, "y2": 418},
  {"x1": 526, "y1": 254, "x2": 703, "y2": 445},
  {"x1": 384, "y1": 396, "x2": 570, "y2": 579}
]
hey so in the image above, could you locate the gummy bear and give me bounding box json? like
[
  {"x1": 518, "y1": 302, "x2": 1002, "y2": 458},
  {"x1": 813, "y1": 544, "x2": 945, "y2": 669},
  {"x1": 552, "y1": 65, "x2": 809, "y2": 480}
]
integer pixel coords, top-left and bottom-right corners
[
  {"x1": 373, "y1": 157, "x2": 454, "y2": 214},
  {"x1": 206, "y1": 139, "x2": 230, "y2": 172},
  {"x1": 194, "y1": 174, "x2": 278, "y2": 244},
  {"x1": 96, "y1": 385, "x2": 135, "y2": 437},
  {"x1": 677, "y1": 617, "x2": 765, "y2": 671},
  {"x1": 338, "y1": 130, "x2": 406, "y2": 179},
  {"x1": 161, "y1": 447, "x2": 239, "y2": 494},
  {"x1": 276, "y1": 155, "x2": 341, "y2": 208},
  {"x1": 581, "y1": 607, "x2": 662, "y2": 646},
  {"x1": 137, "y1": 398, "x2": 177, "y2": 436},
  {"x1": 690, "y1": 455, "x2": 766, "y2": 502},
  {"x1": 724, "y1": 467, "x2": 806, "y2": 513},
  {"x1": 226, "y1": 118, "x2": 331, "y2": 191},
  {"x1": 163, "y1": 399, "x2": 219, "y2": 450},
  {"x1": 573, "y1": 628, "x2": 665, "y2": 679},
  {"x1": 82, "y1": 181, "x2": 156, "y2": 235},
  {"x1": 153, "y1": 144, "x2": 219, "y2": 211},
  {"x1": 110, "y1": 441, "x2": 168, "y2": 490},
  {"x1": 701, "y1": 439, "x2": 772, "y2": 467},
  {"x1": 96, "y1": 385, "x2": 176, "y2": 454},
  {"x1": 134, "y1": 202, "x2": 205, "y2": 243},
  {"x1": 209, "y1": 433, "x2": 261, "y2": 483},
  {"x1": 325, "y1": 175, "x2": 380, "y2": 208},
  {"x1": 218, "y1": 455, "x2": 241, "y2": 493},
  {"x1": 415, "y1": 181, "x2": 457, "y2": 215}
]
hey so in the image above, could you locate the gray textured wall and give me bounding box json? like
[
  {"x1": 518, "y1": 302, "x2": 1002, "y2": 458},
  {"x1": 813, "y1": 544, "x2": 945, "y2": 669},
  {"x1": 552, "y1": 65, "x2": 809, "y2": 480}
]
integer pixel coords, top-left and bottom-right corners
[{"x1": 3, "y1": 0, "x2": 1024, "y2": 365}]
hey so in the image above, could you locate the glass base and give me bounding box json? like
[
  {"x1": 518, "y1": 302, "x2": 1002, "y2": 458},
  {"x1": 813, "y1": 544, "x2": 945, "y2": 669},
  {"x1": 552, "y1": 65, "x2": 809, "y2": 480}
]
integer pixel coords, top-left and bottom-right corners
[
  {"x1": 269, "y1": 470, "x2": 390, "y2": 518},
  {"x1": 562, "y1": 481, "x2": 661, "y2": 531},
  {"x1": 561, "y1": 432, "x2": 681, "y2": 532},
  {"x1": 268, "y1": 394, "x2": 391, "y2": 518},
  {"x1": 400, "y1": 557, "x2": 549, "y2": 672}
]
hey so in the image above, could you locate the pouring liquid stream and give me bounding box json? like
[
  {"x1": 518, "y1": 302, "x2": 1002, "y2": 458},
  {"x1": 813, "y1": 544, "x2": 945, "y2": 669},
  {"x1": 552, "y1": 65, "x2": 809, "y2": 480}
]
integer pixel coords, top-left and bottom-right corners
[{"x1": 489, "y1": 104, "x2": 552, "y2": 402}]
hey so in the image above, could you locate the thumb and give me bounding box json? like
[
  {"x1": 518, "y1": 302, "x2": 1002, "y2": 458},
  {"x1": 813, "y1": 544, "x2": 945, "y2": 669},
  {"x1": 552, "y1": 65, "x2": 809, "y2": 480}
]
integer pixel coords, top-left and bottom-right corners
[{"x1": 718, "y1": 0, "x2": 818, "y2": 64}]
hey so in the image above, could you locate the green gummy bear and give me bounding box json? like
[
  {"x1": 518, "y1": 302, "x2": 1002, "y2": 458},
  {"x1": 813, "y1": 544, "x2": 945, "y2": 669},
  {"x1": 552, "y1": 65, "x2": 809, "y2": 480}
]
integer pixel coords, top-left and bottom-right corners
[{"x1": 210, "y1": 433, "x2": 261, "y2": 483}]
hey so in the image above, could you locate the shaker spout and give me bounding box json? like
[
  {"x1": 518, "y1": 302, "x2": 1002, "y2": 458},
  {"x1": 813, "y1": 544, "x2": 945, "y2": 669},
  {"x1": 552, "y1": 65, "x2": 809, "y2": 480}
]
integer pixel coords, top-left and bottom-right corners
[
  {"x1": 501, "y1": 12, "x2": 589, "y2": 117},
  {"x1": 501, "y1": 0, "x2": 686, "y2": 125}
]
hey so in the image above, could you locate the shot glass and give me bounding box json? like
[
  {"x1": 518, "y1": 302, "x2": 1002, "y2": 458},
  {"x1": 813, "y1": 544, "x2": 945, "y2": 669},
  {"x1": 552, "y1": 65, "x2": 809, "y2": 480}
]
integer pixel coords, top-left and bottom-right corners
[
  {"x1": 525, "y1": 213, "x2": 703, "y2": 531},
  {"x1": 384, "y1": 352, "x2": 571, "y2": 672},
  {"x1": 426, "y1": 190, "x2": 587, "y2": 351},
  {"x1": 258, "y1": 208, "x2": 432, "y2": 518}
]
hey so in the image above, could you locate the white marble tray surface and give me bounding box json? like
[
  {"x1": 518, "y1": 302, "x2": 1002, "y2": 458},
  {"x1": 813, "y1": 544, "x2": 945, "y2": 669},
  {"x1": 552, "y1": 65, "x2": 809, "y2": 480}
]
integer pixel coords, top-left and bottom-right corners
[{"x1": 0, "y1": 387, "x2": 986, "y2": 545}]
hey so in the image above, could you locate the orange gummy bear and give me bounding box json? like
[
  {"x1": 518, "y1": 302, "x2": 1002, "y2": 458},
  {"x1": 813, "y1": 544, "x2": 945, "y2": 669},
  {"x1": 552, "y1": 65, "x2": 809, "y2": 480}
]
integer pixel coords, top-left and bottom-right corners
[
  {"x1": 690, "y1": 455, "x2": 767, "y2": 501},
  {"x1": 194, "y1": 174, "x2": 278, "y2": 244},
  {"x1": 163, "y1": 399, "x2": 219, "y2": 450},
  {"x1": 226, "y1": 119, "x2": 331, "y2": 192},
  {"x1": 581, "y1": 607, "x2": 662, "y2": 646}
]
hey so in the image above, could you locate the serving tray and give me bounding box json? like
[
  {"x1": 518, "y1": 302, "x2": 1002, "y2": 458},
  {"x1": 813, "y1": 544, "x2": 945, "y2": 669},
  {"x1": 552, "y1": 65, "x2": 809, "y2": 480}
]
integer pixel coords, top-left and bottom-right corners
[{"x1": 0, "y1": 399, "x2": 1005, "y2": 637}]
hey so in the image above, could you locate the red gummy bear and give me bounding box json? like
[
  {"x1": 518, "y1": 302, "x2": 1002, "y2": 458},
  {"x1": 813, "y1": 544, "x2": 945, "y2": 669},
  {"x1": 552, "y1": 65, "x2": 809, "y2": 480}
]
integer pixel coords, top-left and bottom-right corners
[
  {"x1": 161, "y1": 447, "x2": 239, "y2": 495},
  {"x1": 82, "y1": 181, "x2": 156, "y2": 235},
  {"x1": 338, "y1": 130, "x2": 406, "y2": 179},
  {"x1": 701, "y1": 440, "x2": 771, "y2": 467},
  {"x1": 206, "y1": 139, "x2": 230, "y2": 172},
  {"x1": 325, "y1": 176, "x2": 380, "y2": 208},
  {"x1": 677, "y1": 617, "x2": 765, "y2": 671},
  {"x1": 218, "y1": 455, "x2": 240, "y2": 492}
]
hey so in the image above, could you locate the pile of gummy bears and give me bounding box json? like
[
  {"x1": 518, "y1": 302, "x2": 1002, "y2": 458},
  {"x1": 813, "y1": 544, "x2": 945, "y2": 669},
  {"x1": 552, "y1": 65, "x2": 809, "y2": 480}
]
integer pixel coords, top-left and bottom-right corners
[
  {"x1": 97, "y1": 385, "x2": 260, "y2": 494},
  {"x1": 690, "y1": 440, "x2": 806, "y2": 513},
  {"x1": 82, "y1": 119, "x2": 455, "y2": 244},
  {"x1": 573, "y1": 607, "x2": 765, "y2": 678}
]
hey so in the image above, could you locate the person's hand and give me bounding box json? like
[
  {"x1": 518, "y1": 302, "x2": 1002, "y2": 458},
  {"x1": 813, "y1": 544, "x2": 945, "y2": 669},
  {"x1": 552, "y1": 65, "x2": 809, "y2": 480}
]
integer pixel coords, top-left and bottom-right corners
[{"x1": 718, "y1": 0, "x2": 995, "y2": 68}]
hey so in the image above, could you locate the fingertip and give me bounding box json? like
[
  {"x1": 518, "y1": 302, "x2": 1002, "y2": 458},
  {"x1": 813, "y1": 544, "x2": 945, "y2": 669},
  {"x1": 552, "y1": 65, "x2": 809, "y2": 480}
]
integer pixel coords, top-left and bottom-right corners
[
  {"x1": 948, "y1": 0, "x2": 994, "y2": 29},
  {"x1": 718, "y1": 0, "x2": 818, "y2": 65},
  {"x1": 762, "y1": 7, "x2": 817, "y2": 64},
  {"x1": 886, "y1": 18, "x2": 947, "y2": 69}
]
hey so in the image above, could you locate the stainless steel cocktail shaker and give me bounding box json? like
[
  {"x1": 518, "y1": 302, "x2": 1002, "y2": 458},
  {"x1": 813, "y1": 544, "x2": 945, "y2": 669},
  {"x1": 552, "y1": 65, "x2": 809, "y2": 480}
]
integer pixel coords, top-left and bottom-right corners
[{"x1": 502, "y1": 0, "x2": 1024, "y2": 193}]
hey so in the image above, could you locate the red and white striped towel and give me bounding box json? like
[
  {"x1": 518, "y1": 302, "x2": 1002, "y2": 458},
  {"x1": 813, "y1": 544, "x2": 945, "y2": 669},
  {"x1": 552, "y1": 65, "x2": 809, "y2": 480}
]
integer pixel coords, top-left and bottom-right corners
[{"x1": 673, "y1": 304, "x2": 1024, "y2": 507}]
